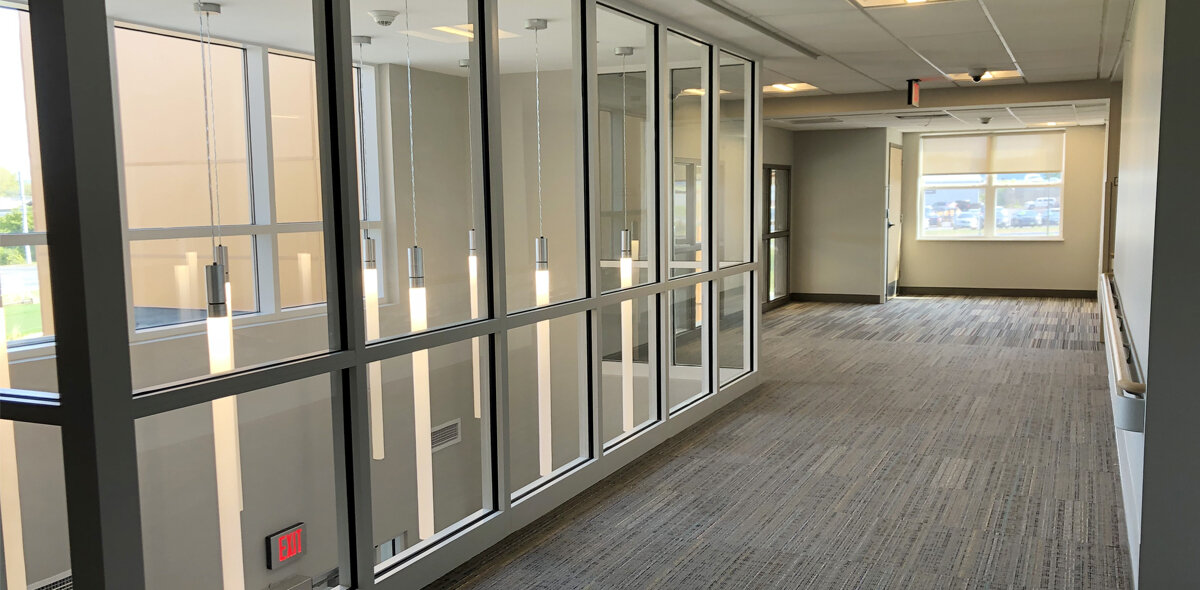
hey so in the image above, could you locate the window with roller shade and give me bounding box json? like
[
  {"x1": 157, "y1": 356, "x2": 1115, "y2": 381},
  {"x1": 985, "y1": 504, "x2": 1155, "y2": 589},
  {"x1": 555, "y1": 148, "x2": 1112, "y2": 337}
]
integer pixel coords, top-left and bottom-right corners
[{"x1": 919, "y1": 131, "x2": 1065, "y2": 239}]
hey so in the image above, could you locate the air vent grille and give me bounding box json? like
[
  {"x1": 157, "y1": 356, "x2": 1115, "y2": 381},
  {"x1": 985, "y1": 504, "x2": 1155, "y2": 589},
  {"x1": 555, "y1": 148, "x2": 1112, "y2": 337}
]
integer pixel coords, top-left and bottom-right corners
[
  {"x1": 32, "y1": 573, "x2": 73, "y2": 590},
  {"x1": 431, "y1": 419, "x2": 461, "y2": 452}
]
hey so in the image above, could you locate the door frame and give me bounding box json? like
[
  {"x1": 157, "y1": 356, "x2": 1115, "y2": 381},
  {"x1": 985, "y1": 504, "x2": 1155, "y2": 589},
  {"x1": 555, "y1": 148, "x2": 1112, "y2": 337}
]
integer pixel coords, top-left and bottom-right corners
[
  {"x1": 884, "y1": 143, "x2": 903, "y2": 301},
  {"x1": 762, "y1": 164, "x2": 791, "y2": 311}
]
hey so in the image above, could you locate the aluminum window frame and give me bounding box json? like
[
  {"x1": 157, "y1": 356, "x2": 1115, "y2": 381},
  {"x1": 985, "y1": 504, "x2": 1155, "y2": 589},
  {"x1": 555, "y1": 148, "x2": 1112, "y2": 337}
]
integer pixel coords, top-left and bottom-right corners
[{"x1": 12, "y1": 1, "x2": 765, "y2": 588}]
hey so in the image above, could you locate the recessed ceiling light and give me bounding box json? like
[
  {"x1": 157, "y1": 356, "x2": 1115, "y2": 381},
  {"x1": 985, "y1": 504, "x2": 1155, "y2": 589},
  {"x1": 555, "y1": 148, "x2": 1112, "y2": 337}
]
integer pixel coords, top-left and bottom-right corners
[
  {"x1": 679, "y1": 88, "x2": 731, "y2": 96},
  {"x1": 856, "y1": 0, "x2": 957, "y2": 7},
  {"x1": 1047, "y1": 122, "x2": 1057, "y2": 126},
  {"x1": 764, "y1": 82, "x2": 818, "y2": 93},
  {"x1": 948, "y1": 69, "x2": 1021, "y2": 82},
  {"x1": 408, "y1": 24, "x2": 519, "y2": 42}
]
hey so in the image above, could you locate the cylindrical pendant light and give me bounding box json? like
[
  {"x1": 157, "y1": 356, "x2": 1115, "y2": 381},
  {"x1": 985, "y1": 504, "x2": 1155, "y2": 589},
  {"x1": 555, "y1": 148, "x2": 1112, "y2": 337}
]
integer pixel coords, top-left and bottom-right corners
[
  {"x1": 353, "y1": 34, "x2": 387, "y2": 463},
  {"x1": 526, "y1": 17, "x2": 554, "y2": 478},
  {"x1": 196, "y1": 4, "x2": 244, "y2": 588},
  {"x1": 396, "y1": 0, "x2": 436, "y2": 540},
  {"x1": 460, "y1": 58, "x2": 482, "y2": 420},
  {"x1": 616, "y1": 46, "x2": 636, "y2": 432}
]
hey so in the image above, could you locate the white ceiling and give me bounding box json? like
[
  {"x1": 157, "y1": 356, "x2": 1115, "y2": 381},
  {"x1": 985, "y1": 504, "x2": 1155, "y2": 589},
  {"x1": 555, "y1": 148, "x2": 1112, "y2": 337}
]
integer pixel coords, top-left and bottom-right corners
[
  {"x1": 767, "y1": 98, "x2": 1110, "y2": 132},
  {"x1": 625, "y1": 0, "x2": 1133, "y2": 95}
]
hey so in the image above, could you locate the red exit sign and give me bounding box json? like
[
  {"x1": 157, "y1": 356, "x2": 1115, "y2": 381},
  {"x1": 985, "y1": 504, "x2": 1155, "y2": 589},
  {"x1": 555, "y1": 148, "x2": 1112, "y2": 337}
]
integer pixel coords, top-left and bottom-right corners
[{"x1": 266, "y1": 523, "x2": 305, "y2": 569}]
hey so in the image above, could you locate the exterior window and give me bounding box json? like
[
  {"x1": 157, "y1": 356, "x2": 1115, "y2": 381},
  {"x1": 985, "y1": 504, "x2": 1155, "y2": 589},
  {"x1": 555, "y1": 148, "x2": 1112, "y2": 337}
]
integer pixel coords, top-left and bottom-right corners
[{"x1": 919, "y1": 132, "x2": 1065, "y2": 240}]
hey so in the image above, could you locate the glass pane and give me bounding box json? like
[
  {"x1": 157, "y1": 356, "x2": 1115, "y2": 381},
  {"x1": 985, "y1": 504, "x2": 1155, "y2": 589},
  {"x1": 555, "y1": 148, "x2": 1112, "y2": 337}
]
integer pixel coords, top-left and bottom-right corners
[
  {"x1": 129, "y1": 237, "x2": 256, "y2": 330},
  {"x1": 668, "y1": 283, "x2": 707, "y2": 410},
  {"x1": 596, "y1": 7, "x2": 655, "y2": 293},
  {"x1": 351, "y1": 0, "x2": 488, "y2": 341},
  {"x1": 718, "y1": 272, "x2": 751, "y2": 385},
  {"x1": 0, "y1": 421, "x2": 70, "y2": 589},
  {"x1": 717, "y1": 52, "x2": 751, "y2": 267},
  {"x1": 106, "y1": 0, "x2": 333, "y2": 389},
  {"x1": 113, "y1": 27, "x2": 252, "y2": 229},
  {"x1": 667, "y1": 32, "x2": 709, "y2": 278},
  {"x1": 600, "y1": 296, "x2": 655, "y2": 446},
  {"x1": 369, "y1": 338, "x2": 493, "y2": 567},
  {"x1": 768, "y1": 237, "x2": 788, "y2": 301},
  {"x1": 769, "y1": 168, "x2": 789, "y2": 233},
  {"x1": 278, "y1": 231, "x2": 326, "y2": 309},
  {"x1": 508, "y1": 313, "x2": 588, "y2": 496},
  {"x1": 270, "y1": 54, "x2": 323, "y2": 224},
  {"x1": 136, "y1": 376, "x2": 340, "y2": 589},
  {"x1": 996, "y1": 184, "x2": 1062, "y2": 238},
  {"x1": 0, "y1": 8, "x2": 55, "y2": 350},
  {"x1": 502, "y1": 0, "x2": 586, "y2": 312},
  {"x1": 921, "y1": 183, "x2": 985, "y2": 238}
]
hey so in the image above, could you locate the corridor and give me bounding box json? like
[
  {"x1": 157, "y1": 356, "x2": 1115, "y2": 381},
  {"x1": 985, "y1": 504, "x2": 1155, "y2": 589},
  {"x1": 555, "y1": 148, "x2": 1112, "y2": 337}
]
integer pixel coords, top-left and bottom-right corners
[{"x1": 430, "y1": 297, "x2": 1131, "y2": 589}]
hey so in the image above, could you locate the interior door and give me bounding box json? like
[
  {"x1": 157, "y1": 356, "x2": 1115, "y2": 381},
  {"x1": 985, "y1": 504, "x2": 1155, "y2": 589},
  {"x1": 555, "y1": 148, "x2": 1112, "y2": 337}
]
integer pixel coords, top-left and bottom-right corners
[
  {"x1": 762, "y1": 167, "x2": 790, "y2": 309},
  {"x1": 886, "y1": 145, "x2": 903, "y2": 299}
]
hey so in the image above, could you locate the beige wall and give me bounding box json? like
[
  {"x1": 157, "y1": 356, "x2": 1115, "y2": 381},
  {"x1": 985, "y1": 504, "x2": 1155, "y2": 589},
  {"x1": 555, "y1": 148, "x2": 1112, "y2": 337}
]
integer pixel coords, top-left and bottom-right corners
[
  {"x1": 898, "y1": 125, "x2": 1107, "y2": 291},
  {"x1": 790, "y1": 128, "x2": 888, "y2": 298},
  {"x1": 763, "y1": 125, "x2": 793, "y2": 167}
]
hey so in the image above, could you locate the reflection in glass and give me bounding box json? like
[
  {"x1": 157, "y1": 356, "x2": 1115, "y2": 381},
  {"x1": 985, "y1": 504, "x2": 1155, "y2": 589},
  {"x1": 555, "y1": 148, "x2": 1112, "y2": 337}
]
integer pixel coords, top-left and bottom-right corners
[
  {"x1": 668, "y1": 283, "x2": 708, "y2": 410},
  {"x1": 768, "y1": 168, "x2": 788, "y2": 233},
  {"x1": 502, "y1": 3, "x2": 585, "y2": 312},
  {"x1": 278, "y1": 232, "x2": 326, "y2": 308},
  {"x1": 136, "y1": 376, "x2": 340, "y2": 589},
  {"x1": 768, "y1": 238, "x2": 788, "y2": 301},
  {"x1": 0, "y1": 8, "x2": 54, "y2": 347},
  {"x1": 601, "y1": 297, "x2": 655, "y2": 445},
  {"x1": 351, "y1": 0, "x2": 486, "y2": 340},
  {"x1": 718, "y1": 52, "x2": 751, "y2": 266},
  {"x1": 270, "y1": 53, "x2": 323, "y2": 224},
  {"x1": 667, "y1": 32, "x2": 709, "y2": 278},
  {"x1": 596, "y1": 7, "x2": 654, "y2": 293},
  {"x1": 370, "y1": 339, "x2": 492, "y2": 567},
  {"x1": 718, "y1": 272, "x2": 752, "y2": 385},
  {"x1": 509, "y1": 313, "x2": 588, "y2": 495},
  {"x1": 0, "y1": 420, "x2": 69, "y2": 590}
]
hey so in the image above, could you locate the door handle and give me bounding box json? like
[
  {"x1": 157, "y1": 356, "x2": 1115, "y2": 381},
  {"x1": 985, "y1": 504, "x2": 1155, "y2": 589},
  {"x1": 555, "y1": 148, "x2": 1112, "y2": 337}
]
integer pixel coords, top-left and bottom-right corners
[{"x1": 887, "y1": 222, "x2": 896, "y2": 229}]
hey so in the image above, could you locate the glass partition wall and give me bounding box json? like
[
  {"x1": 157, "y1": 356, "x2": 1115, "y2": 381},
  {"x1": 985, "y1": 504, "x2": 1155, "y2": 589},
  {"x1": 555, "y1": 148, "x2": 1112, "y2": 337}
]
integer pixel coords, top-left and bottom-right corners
[{"x1": 9, "y1": 1, "x2": 760, "y2": 588}]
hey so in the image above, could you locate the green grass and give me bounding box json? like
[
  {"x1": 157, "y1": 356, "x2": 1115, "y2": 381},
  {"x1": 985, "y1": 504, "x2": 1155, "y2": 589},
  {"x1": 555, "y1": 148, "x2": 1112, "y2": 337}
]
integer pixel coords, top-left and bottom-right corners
[{"x1": 4, "y1": 303, "x2": 43, "y2": 340}]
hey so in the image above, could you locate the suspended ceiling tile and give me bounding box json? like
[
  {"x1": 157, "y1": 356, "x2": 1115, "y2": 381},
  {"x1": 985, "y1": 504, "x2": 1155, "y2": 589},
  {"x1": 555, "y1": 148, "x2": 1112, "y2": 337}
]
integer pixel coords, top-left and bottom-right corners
[
  {"x1": 768, "y1": 11, "x2": 904, "y2": 54},
  {"x1": 867, "y1": 0, "x2": 995, "y2": 37},
  {"x1": 905, "y1": 32, "x2": 1014, "y2": 73}
]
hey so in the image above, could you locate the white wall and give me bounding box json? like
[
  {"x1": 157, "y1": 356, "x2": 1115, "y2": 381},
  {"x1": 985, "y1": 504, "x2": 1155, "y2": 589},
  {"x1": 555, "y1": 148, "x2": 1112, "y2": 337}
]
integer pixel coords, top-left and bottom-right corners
[
  {"x1": 790, "y1": 128, "x2": 887, "y2": 298},
  {"x1": 898, "y1": 126, "x2": 1107, "y2": 291}
]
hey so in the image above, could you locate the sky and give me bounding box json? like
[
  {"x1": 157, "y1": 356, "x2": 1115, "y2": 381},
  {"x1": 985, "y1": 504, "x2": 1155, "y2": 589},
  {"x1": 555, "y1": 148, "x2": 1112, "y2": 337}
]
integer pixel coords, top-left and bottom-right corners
[{"x1": 0, "y1": 8, "x2": 32, "y2": 179}]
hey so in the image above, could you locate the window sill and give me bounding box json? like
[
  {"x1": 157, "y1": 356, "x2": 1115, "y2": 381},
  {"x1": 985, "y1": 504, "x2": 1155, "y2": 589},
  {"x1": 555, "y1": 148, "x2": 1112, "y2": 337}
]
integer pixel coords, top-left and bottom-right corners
[{"x1": 916, "y1": 236, "x2": 1065, "y2": 242}]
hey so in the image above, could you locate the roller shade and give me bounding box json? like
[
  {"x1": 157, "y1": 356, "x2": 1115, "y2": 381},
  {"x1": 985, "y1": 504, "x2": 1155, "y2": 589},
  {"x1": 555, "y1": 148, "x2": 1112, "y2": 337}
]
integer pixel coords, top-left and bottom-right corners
[{"x1": 921, "y1": 131, "x2": 1064, "y2": 175}]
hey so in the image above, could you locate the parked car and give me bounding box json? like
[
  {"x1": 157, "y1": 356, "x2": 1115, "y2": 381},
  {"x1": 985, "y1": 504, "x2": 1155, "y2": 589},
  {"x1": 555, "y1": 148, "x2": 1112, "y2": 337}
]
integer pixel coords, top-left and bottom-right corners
[
  {"x1": 953, "y1": 211, "x2": 982, "y2": 230},
  {"x1": 996, "y1": 208, "x2": 1014, "y2": 228},
  {"x1": 1010, "y1": 209, "x2": 1042, "y2": 227},
  {"x1": 1046, "y1": 208, "x2": 1061, "y2": 225}
]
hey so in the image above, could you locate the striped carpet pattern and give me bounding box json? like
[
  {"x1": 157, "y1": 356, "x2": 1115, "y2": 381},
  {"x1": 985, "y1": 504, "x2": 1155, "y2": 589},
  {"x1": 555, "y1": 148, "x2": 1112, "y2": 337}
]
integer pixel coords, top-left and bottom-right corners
[{"x1": 427, "y1": 296, "x2": 1131, "y2": 589}]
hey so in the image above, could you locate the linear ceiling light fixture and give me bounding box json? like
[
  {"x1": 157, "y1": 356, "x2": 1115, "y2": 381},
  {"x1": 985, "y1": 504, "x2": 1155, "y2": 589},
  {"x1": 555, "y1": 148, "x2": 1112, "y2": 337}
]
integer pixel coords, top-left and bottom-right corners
[
  {"x1": 527, "y1": 17, "x2": 554, "y2": 478},
  {"x1": 195, "y1": 4, "x2": 245, "y2": 590},
  {"x1": 695, "y1": 0, "x2": 820, "y2": 59},
  {"x1": 855, "y1": 0, "x2": 960, "y2": 7}
]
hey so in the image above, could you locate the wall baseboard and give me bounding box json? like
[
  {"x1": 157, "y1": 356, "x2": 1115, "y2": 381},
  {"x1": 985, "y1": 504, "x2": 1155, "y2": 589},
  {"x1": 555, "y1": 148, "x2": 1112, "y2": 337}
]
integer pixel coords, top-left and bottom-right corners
[
  {"x1": 896, "y1": 286, "x2": 1098, "y2": 299},
  {"x1": 790, "y1": 292, "x2": 883, "y2": 304}
]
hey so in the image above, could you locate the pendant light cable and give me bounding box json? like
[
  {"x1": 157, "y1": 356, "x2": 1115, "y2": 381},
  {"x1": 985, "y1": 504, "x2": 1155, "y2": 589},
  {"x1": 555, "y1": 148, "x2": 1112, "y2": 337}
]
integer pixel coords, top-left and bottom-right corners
[
  {"x1": 356, "y1": 40, "x2": 369, "y2": 225},
  {"x1": 620, "y1": 52, "x2": 628, "y2": 232},
  {"x1": 533, "y1": 25, "x2": 544, "y2": 237},
  {"x1": 198, "y1": 10, "x2": 221, "y2": 253},
  {"x1": 404, "y1": 0, "x2": 419, "y2": 245}
]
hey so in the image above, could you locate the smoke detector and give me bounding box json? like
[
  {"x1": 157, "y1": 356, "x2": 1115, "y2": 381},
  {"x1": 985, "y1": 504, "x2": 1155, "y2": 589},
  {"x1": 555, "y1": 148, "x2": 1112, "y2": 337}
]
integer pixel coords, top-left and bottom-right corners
[{"x1": 368, "y1": 10, "x2": 400, "y2": 27}]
